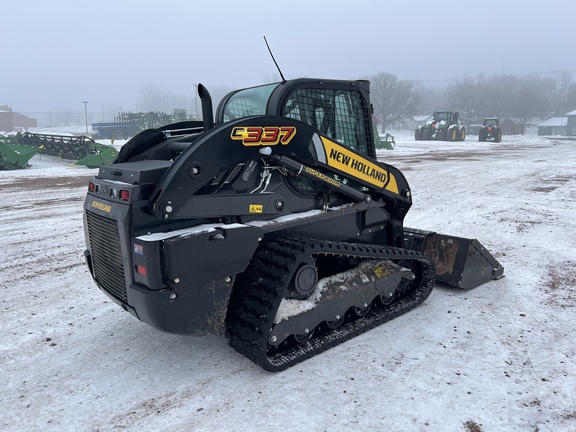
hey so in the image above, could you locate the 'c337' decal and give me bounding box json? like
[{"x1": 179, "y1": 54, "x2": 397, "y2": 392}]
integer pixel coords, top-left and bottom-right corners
[
  {"x1": 231, "y1": 126, "x2": 296, "y2": 146},
  {"x1": 92, "y1": 200, "x2": 112, "y2": 213},
  {"x1": 320, "y1": 136, "x2": 399, "y2": 194}
]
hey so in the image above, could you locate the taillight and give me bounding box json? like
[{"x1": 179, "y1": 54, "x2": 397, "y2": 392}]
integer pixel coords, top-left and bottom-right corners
[
  {"x1": 120, "y1": 190, "x2": 130, "y2": 201},
  {"x1": 88, "y1": 182, "x2": 95, "y2": 192},
  {"x1": 136, "y1": 265, "x2": 147, "y2": 276}
]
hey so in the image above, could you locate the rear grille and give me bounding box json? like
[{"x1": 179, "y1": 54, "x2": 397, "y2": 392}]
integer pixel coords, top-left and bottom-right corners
[{"x1": 86, "y1": 211, "x2": 128, "y2": 303}]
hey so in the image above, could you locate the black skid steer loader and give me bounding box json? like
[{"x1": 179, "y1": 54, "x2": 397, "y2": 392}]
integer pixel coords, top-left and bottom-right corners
[{"x1": 83, "y1": 78, "x2": 504, "y2": 371}]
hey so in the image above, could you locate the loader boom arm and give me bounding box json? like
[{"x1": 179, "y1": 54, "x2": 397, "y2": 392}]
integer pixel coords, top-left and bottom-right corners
[{"x1": 149, "y1": 115, "x2": 412, "y2": 223}]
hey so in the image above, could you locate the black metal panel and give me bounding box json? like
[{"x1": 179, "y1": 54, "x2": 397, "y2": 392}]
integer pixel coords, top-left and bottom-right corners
[
  {"x1": 121, "y1": 224, "x2": 263, "y2": 335},
  {"x1": 128, "y1": 280, "x2": 232, "y2": 335},
  {"x1": 98, "y1": 160, "x2": 172, "y2": 184},
  {"x1": 162, "y1": 225, "x2": 261, "y2": 286}
]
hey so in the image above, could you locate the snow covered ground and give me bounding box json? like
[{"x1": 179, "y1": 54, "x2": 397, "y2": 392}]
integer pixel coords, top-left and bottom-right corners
[{"x1": 1, "y1": 132, "x2": 575, "y2": 432}]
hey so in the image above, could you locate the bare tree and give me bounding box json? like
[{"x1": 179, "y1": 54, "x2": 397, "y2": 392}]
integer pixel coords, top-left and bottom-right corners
[
  {"x1": 138, "y1": 85, "x2": 180, "y2": 113},
  {"x1": 549, "y1": 71, "x2": 573, "y2": 116},
  {"x1": 414, "y1": 84, "x2": 449, "y2": 115},
  {"x1": 446, "y1": 74, "x2": 487, "y2": 123},
  {"x1": 480, "y1": 74, "x2": 520, "y2": 121},
  {"x1": 369, "y1": 72, "x2": 419, "y2": 131},
  {"x1": 511, "y1": 76, "x2": 550, "y2": 134},
  {"x1": 566, "y1": 83, "x2": 576, "y2": 113},
  {"x1": 441, "y1": 73, "x2": 553, "y2": 133}
]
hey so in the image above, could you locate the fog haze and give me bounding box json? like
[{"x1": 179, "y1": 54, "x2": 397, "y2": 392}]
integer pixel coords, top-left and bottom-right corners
[{"x1": 3, "y1": 0, "x2": 574, "y2": 122}]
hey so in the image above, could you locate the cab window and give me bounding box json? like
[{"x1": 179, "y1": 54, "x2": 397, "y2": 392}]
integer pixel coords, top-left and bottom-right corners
[{"x1": 282, "y1": 88, "x2": 369, "y2": 154}]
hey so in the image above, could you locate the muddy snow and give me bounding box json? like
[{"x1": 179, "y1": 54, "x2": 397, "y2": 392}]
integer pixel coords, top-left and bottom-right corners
[{"x1": 1, "y1": 133, "x2": 575, "y2": 431}]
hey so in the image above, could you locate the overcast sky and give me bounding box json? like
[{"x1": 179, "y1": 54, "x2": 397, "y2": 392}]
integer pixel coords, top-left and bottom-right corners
[{"x1": 3, "y1": 0, "x2": 575, "y2": 121}]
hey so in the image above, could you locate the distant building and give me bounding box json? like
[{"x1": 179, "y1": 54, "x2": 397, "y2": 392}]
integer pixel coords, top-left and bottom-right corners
[
  {"x1": 0, "y1": 106, "x2": 14, "y2": 132},
  {"x1": 537, "y1": 116, "x2": 568, "y2": 136},
  {"x1": 536, "y1": 110, "x2": 576, "y2": 136},
  {"x1": 500, "y1": 118, "x2": 521, "y2": 135},
  {"x1": 565, "y1": 110, "x2": 576, "y2": 136},
  {"x1": 0, "y1": 105, "x2": 38, "y2": 132}
]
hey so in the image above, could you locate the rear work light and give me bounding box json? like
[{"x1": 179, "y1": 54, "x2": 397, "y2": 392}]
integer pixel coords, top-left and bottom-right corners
[{"x1": 120, "y1": 190, "x2": 130, "y2": 201}]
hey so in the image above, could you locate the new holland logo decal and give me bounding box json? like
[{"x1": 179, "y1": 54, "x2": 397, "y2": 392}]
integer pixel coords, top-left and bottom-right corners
[
  {"x1": 319, "y1": 136, "x2": 399, "y2": 194},
  {"x1": 91, "y1": 200, "x2": 112, "y2": 213}
]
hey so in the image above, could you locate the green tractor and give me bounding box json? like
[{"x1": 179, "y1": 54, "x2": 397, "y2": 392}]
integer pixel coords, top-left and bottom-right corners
[
  {"x1": 415, "y1": 110, "x2": 466, "y2": 142},
  {"x1": 478, "y1": 118, "x2": 502, "y2": 143}
]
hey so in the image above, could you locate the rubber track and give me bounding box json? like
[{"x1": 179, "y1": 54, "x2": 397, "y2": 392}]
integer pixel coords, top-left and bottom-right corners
[{"x1": 225, "y1": 237, "x2": 435, "y2": 372}]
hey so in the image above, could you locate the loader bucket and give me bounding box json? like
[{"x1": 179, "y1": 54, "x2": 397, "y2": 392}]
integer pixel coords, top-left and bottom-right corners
[
  {"x1": 404, "y1": 228, "x2": 504, "y2": 289},
  {"x1": 75, "y1": 146, "x2": 118, "y2": 168}
]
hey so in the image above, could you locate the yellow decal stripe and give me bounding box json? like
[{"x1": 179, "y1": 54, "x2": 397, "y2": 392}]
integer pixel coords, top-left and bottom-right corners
[
  {"x1": 320, "y1": 137, "x2": 398, "y2": 194},
  {"x1": 386, "y1": 173, "x2": 399, "y2": 194}
]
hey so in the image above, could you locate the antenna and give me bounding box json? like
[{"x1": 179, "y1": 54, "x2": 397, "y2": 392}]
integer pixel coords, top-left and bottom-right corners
[{"x1": 264, "y1": 36, "x2": 286, "y2": 83}]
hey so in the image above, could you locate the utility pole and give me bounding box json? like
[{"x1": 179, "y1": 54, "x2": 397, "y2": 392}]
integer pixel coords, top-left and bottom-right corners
[{"x1": 82, "y1": 101, "x2": 88, "y2": 133}]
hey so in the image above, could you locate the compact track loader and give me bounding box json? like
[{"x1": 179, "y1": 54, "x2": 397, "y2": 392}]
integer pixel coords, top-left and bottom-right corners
[{"x1": 83, "y1": 79, "x2": 503, "y2": 371}]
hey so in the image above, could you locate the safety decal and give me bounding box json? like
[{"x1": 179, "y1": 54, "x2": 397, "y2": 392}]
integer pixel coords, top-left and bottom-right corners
[{"x1": 249, "y1": 204, "x2": 263, "y2": 213}]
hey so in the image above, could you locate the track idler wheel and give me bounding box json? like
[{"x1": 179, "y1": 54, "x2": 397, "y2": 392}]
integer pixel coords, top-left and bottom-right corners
[
  {"x1": 353, "y1": 302, "x2": 372, "y2": 317},
  {"x1": 289, "y1": 261, "x2": 318, "y2": 299},
  {"x1": 379, "y1": 292, "x2": 396, "y2": 306},
  {"x1": 294, "y1": 328, "x2": 315, "y2": 343},
  {"x1": 325, "y1": 313, "x2": 346, "y2": 329}
]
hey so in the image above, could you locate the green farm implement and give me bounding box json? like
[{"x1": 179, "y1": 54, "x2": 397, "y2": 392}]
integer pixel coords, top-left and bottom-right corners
[
  {"x1": 17, "y1": 132, "x2": 117, "y2": 168},
  {"x1": 0, "y1": 136, "x2": 40, "y2": 170}
]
